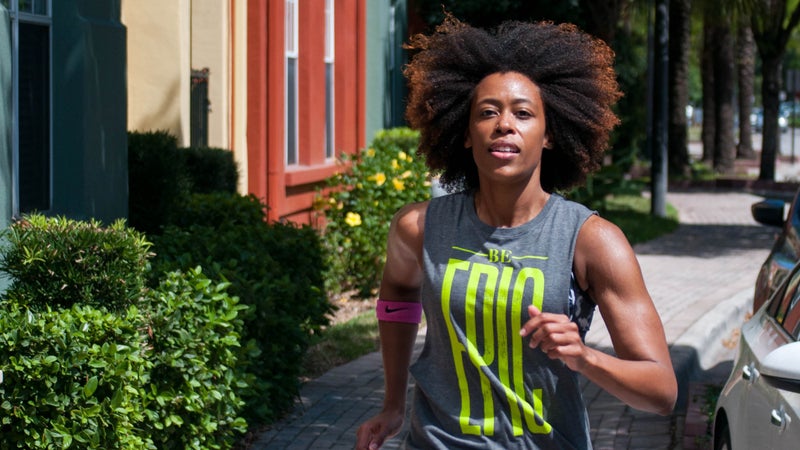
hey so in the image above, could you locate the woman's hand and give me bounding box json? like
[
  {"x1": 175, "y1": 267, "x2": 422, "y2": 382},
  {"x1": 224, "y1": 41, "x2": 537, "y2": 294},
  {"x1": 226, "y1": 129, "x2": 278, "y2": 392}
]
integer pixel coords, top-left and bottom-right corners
[
  {"x1": 355, "y1": 409, "x2": 404, "y2": 450},
  {"x1": 519, "y1": 305, "x2": 592, "y2": 372}
]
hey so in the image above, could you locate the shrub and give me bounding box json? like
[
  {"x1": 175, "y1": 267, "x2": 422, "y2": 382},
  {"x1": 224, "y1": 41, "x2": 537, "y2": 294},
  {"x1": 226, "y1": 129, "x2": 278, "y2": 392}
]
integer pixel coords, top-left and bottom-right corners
[
  {"x1": 0, "y1": 215, "x2": 151, "y2": 311},
  {"x1": 0, "y1": 215, "x2": 249, "y2": 449},
  {"x1": 562, "y1": 156, "x2": 646, "y2": 213},
  {"x1": 0, "y1": 302, "x2": 153, "y2": 449},
  {"x1": 127, "y1": 130, "x2": 190, "y2": 235},
  {"x1": 318, "y1": 127, "x2": 431, "y2": 298},
  {"x1": 128, "y1": 131, "x2": 239, "y2": 235},
  {"x1": 141, "y1": 267, "x2": 248, "y2": 449},
  {"x1": 181, "y1": 146, "x2": 239, "y2": 195},
  {"x1": 149, "y1": 192, "x2": 332, "y2": 423}
]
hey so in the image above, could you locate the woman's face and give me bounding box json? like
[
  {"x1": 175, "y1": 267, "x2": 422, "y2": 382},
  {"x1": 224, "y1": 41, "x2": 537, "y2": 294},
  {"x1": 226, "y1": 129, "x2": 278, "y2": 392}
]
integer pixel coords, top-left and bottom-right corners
[{"x1": 464, "y1": 71, "x2": 549, "y2": 187}]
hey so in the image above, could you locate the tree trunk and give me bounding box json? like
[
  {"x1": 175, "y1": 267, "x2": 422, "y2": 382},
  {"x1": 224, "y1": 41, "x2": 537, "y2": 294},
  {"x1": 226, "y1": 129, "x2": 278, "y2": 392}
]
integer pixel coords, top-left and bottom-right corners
[
  {"x1": 580, "y1": 0, "x2": 624, "y2": 44},
  {"x1": 701, "y1": 15, "x2": 716, "y2": 164},
  {"x1": 736, "y1": 18, "x2": 756, "y2": 159},
  {"x1": 713, "y1": 22, "x2": 736, "y2": 174},
  {"x1": 759, "y1": 55, "x2": 783, "y2": 181},
  {"x1": 668, "y1": 0, "x2": 691, "y2": 177},
  {"x1": 748, "y1": 0, "x2": 800, "y2": 180}
]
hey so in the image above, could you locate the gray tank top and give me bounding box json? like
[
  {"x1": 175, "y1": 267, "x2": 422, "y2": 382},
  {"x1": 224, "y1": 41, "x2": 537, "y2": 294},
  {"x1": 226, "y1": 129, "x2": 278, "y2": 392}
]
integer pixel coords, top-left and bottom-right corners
[{"x1": 405, "y1": 191, "x2": 596, "y2": 449}]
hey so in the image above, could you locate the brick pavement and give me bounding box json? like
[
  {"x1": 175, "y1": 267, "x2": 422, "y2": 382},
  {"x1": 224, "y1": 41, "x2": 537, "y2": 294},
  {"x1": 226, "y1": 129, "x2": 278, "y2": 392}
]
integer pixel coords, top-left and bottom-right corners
[{"x1": 250, "y1": 190, "x2": 779, "y2": 450}]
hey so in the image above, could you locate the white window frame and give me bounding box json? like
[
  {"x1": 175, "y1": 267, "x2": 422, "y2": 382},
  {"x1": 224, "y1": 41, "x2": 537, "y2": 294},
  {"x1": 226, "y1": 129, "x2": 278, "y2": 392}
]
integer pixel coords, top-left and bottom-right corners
[
  {"x1": 4, "y1": 0, "x2": 53, "y2": 216},
  {"x1": 285, "y1": 0, "x2": 299, "y2": 166},
  {"x1": 324, "y1": 0, "x2": 335, "y2": 160}
]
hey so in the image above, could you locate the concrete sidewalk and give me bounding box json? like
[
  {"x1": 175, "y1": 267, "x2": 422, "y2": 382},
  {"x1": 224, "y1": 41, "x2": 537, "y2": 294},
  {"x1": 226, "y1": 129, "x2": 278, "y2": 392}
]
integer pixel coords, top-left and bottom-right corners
[{"x1": 250, "y1": 189, "x2": 780, "y2": 450}]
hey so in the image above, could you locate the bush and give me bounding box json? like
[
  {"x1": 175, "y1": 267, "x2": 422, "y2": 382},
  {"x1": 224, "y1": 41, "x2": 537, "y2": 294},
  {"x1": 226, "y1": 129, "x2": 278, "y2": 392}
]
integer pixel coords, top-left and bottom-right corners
[
  {"x1": 563, "y1": 157, "x2": 646, "y2": 213},
  {"x1": 0, "y1": 216, "x2": 248, "y2": 449},
  {"x1": 0, "y1": 302, "x2": 153, "y2": 449},
  {"x1": 149, "y1": 192, "x2": 332, "y2": 423},
  {"x1": 0, "y1": 215, "x2": 151, "y2": 311},
  {"x1": 318, "y1": 127, "x2": 431, "y2": 298},
  {"x1": 128, "y1": 131, "x2": 239, "y2": 235},
  {"x1": 141, "y1": 267, "x2": 248, "y2": 449},
  {"x1": 128, "y1": 130, "x2": 190, "y2": 235},
  {"x1": 182, "y1": 146, "x2": 239, "y2": 194}
]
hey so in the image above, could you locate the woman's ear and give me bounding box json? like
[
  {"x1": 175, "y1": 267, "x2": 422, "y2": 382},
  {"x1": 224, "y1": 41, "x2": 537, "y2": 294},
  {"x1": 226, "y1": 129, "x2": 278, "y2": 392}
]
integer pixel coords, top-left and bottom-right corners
[
  {"x1": 543, "y1": 134, "x2": 552, "y2": 150},
  {"x1": 464, "y1": 131, "x2": 472, "y2": 149}
]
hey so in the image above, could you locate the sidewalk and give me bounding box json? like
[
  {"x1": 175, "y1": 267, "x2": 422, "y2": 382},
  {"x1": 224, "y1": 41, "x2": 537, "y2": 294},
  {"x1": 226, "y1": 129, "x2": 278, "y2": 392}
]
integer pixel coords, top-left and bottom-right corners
[{"x1": 249, "y1": 189, "x2": 781, "y2": 450}]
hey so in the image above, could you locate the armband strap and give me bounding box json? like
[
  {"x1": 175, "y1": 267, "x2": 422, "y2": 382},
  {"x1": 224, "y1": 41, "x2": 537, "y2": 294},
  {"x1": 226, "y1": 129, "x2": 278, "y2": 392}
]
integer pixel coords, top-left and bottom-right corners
[{"x1": 376, "y1": 299, "x2": 422, "y2": 324}]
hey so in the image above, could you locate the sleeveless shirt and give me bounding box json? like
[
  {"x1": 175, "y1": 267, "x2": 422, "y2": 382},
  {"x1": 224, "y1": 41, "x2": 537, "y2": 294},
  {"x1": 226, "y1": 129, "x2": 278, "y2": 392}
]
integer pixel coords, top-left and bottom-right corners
[{"x1": 404, "y1": 191, "x2": 596, "y2": 449}]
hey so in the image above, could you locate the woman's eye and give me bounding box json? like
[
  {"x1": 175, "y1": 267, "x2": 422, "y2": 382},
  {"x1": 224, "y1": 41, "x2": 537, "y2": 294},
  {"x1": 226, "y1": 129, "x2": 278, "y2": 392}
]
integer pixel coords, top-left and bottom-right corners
[
  {"x1": 479, "y1": 109, "x2": 497, "y2": 117},
  {"x1": 516, "y1": 110, "x2": 533, "y2": 118}
]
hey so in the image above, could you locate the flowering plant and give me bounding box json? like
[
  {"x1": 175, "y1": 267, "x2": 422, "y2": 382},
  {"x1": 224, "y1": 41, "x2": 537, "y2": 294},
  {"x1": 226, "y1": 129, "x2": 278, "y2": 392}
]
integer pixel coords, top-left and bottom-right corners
[{"x1": 318, "y1": 128, "x2": 431, "y2": 298}]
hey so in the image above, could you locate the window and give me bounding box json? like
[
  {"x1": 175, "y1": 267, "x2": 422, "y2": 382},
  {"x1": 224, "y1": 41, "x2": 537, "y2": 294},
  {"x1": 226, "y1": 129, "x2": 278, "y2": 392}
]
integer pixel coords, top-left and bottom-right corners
[
  {"x1": 285, "y1": 0, "x2": 298, "y2": 166},
  {"x1": 4, "y1": 0, "x2": 51, "y2": 215},
  {"x1": 771, "y1": 266, "x2": 800, "y2": 339},
  {"x1": 324, "y1": 0, "x2": 334, "y2": 159}
]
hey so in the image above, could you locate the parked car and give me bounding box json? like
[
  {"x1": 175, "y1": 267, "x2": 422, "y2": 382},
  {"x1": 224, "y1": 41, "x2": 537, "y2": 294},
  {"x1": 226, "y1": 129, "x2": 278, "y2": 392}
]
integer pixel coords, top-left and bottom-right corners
[
  {"x1": 750, "y1": 107, "x2": 789, "y2": 133},
  {"x1": 750, "y1": 189, "x2": 800, "y2": 311},
  {"x1": 713, "y1": 261, "x2": 800, "y2": 449}
]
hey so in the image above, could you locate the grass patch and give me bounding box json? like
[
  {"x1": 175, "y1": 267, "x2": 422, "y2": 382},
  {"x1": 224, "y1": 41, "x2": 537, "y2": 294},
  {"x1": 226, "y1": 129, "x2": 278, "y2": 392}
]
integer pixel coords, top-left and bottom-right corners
[
  {"x1": 602, "y1": 195, "x2": 680, "y2": 245},
  {"x1": 301, "y1": 311, "x2": 380, "y2": 380}
]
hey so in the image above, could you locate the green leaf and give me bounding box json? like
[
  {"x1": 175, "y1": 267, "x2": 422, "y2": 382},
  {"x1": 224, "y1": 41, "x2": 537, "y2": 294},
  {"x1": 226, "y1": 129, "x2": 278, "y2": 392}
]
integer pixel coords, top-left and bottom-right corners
[{"x1": 83, "y1": 376, "x2": 98, "y2": 398}]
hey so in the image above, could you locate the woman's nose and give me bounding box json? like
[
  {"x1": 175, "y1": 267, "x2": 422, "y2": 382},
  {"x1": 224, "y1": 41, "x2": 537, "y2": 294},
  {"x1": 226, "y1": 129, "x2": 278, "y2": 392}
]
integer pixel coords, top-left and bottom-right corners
[{"x1": 495, "y1": 114, "x2": 513, "y2": 133}]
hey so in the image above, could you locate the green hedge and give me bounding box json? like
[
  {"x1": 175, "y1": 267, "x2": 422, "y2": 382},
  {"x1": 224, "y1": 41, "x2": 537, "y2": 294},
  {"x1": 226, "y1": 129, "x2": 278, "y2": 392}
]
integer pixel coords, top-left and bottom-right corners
[
  {"x1": 0, "y1": 215, "x2": 247, "y2": 449},
  {"x1": 0, "y1": 303, "x2": 152, "y2": 449},
  {"x1": 149, "y1": 192, "x2": 332, "y2": 423},
  {"x1": 127, "y1": 130, "x2": 190, "y2": 235},
  {"x1": 127, "y1": 131, "x2": 239, "y2": 235},
  {"x1": 0, "y1": 215, "x2": 151, "y2": 311}
]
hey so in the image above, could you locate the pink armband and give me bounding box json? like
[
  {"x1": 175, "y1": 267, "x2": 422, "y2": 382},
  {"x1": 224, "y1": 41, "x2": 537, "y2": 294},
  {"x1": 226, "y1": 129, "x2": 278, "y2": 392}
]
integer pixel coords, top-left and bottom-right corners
[{"x1": 376, "y1": 299, "x2": 422, "y2": 324}]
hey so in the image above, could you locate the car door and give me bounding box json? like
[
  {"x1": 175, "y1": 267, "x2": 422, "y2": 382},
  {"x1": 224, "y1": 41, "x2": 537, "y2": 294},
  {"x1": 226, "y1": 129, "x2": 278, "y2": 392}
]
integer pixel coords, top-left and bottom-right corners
[
  {"x1": 749, "y1": 271, "x2": 800, "y2": 449},
  {"x1": 769, "y1": 293, "x2": 800, "y2": 449}
]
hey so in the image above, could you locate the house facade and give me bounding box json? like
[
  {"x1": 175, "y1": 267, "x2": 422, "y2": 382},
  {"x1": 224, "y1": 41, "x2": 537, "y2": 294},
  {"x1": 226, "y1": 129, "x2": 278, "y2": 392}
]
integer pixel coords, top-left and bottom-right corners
[
  {"x1": 0, "y1": 0, "x2": 413, "y2": 229},
  {"x1": 0, "y1": 0, "x2": 128, "y2": 226},
  {"x1": 124, "y1": 0, "x2": 409, "y2": 225}
]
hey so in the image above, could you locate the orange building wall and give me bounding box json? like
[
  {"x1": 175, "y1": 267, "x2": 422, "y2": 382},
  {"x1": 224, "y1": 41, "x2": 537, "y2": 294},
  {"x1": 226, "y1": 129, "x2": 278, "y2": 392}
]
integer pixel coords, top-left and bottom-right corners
[{"x1": 247, "y1": 0, "x2": 365, "y2": 224}]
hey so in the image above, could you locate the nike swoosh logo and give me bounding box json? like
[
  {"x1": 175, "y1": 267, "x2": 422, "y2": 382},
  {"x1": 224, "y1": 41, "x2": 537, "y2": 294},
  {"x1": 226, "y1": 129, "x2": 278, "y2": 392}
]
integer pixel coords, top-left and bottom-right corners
[{"x1": 385, "y1": 306, "x2": 409, "y2": 313}]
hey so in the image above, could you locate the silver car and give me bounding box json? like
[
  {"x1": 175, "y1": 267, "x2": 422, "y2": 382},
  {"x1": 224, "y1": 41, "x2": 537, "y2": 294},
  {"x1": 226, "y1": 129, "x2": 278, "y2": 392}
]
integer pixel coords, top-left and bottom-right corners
[{"x1": 713, "y1": 263, "x2": 800, "y2": 449}]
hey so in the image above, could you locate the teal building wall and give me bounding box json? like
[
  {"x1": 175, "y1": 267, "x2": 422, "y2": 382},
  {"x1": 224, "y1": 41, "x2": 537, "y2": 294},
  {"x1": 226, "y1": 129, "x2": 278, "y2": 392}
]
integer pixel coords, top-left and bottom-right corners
[
  {"x1": 0, "y1": 5, "x2": 12, "y2": 229},
  {"x1": 51, "y1": 1, "x2": 127, "y2": 223},
  {"x1": 365, "y1": 0, "x2": 408, "y2": 144}
]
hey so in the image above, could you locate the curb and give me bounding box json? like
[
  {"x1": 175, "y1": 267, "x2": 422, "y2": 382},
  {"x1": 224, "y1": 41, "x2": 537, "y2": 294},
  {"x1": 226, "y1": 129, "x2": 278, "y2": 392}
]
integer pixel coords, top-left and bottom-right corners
[{"x1": 672, "y1": 288, "x2": 751, "y2": 380}]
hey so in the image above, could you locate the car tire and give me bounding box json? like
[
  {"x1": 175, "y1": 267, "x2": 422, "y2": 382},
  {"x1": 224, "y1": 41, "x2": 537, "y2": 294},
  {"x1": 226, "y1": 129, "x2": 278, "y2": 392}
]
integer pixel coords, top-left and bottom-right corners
[{"x1": 714, "y1": 421, "x2": 731, "y2": 450}]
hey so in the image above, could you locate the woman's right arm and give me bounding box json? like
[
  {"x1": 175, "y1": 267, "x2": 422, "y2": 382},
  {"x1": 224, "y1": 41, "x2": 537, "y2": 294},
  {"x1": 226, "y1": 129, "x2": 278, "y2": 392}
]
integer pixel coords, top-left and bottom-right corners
[{"x1": 355, "y1": 201, "x2": 427, "y2": 450}]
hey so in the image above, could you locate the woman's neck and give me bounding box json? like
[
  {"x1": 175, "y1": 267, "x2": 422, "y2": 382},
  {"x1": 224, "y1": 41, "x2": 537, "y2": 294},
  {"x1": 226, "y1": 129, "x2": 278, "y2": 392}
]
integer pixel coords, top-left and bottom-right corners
[{"x1": 473, "y1": 185, "x2": 550, "y2": 228}]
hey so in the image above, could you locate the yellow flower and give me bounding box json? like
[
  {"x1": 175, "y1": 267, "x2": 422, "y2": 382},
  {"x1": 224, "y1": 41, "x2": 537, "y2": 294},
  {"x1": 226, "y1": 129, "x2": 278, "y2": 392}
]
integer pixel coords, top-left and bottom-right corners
[
  {"x1": 370, "y1": 172, "x2": 386, "y2": 186},
  {"x1": 344, "y1": 212, "x2": 362, "y2": 227},
  {"x1": 392, "y1": 178, "x2": 405, "y2": 191},
  {"x1": 391, "y1": 159, "x2": 400, "y2": 170},
  {"x1": 398, "y1": 151, "x2": 408, "y2": 161},
  {"x1": 337, "y1": 202, "x2": 344, "y2": 210},
  {"x1": 366, "y1": 148, "x2": 376, "y2": 157},
  {"x1": 357, "y1": 182, "x2": 363, "y2": 189},
  {"x1": 401, "y1": 170, "x2": 412, "y2": 179}
]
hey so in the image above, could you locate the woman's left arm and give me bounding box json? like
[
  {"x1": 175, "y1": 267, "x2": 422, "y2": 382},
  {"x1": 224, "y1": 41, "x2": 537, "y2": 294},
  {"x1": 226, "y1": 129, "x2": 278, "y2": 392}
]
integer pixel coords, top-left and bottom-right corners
[{"x1": 521, "y1": 215, "x2": 677, "y2": 415}]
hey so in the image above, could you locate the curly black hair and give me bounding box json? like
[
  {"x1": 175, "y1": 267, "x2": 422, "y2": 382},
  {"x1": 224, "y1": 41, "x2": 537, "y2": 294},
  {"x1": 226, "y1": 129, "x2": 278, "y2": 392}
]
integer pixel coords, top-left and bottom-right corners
[{"x1": 404, "y1": 15, "x2": 622, "y2": 193}]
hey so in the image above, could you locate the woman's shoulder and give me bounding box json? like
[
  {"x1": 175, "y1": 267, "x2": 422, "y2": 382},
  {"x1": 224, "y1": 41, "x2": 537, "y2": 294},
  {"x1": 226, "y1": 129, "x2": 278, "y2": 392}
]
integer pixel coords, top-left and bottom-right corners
[{"x1": 391, "y1": 200, "x2": 430, "y2": 240}]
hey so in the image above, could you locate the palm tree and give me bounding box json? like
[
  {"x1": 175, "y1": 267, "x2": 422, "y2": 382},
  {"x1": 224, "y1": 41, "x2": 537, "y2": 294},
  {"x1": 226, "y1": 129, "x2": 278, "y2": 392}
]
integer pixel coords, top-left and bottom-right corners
[
  {"x1": 746, "y1": 0, "x2": 800, "y2": 180},
  {"x1": 668, "y1": 0, "x2": 692, "y2": 178},
  {"x1": 701, "y1": 2, "x2": 737, "y2": 174},
  {"x1": 736, "y1": 16, "x2": 757, "y2": 159}
]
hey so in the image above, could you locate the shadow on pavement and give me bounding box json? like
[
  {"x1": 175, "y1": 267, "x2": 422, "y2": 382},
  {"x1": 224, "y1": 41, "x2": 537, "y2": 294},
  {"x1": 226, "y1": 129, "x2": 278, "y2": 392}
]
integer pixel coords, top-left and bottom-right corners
[{"x1": 635, "y1": 224, "x2": 777, "y2": 258}]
